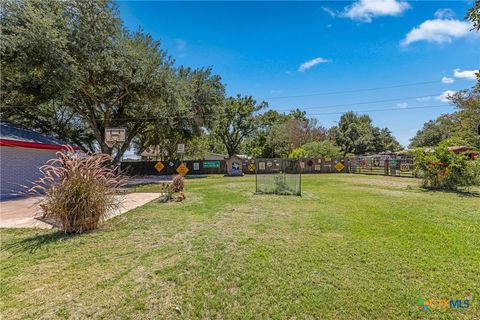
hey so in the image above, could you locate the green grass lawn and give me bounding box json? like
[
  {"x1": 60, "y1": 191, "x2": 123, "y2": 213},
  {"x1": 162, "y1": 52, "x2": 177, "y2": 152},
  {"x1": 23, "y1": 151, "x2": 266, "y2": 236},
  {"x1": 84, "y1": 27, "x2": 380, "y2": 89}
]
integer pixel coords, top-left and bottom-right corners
[{"x1": 1, "y1": 174, "x2": 479, "y2": 319}]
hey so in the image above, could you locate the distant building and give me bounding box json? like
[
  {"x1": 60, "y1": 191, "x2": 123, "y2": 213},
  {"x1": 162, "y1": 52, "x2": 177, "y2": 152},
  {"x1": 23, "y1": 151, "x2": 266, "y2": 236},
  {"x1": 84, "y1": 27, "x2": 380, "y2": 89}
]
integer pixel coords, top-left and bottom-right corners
[
  {"x1": 140, "y1": 145, "x2": 164, "y2": 160},
  {"x1": 0, "y1": 121, "x2": 75, "y2": 199},
  {"x1": 204, "y1": 152, "x2": 228, "y2": 161},
  {"x1": 448, "y1": 146, "x2": 478, "y2": 160}
]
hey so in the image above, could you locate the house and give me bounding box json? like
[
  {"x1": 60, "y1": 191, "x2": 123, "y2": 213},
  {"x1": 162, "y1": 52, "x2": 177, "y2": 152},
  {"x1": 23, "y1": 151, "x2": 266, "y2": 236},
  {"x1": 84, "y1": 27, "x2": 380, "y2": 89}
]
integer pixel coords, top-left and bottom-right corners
[
  {"x1": 0, "y1": 121, "x2": 75, "y2": 199},
  {"x1": 204, "y1": 152, "x2": 228, "y2": 161},
  {"x1": 140, "y1": 145, "x2": 164, "y2": 160}
]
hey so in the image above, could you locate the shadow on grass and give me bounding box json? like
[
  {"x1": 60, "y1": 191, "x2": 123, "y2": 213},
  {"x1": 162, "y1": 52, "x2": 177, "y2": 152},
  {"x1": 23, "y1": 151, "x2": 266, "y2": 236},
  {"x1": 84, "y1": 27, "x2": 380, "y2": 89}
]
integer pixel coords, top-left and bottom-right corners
[
  {"x1": 419, "y1": 187, "x2": 480, "y2": 198},
  {"x1": 1, "y1": 231, "x2": 78, "y2": 254}
]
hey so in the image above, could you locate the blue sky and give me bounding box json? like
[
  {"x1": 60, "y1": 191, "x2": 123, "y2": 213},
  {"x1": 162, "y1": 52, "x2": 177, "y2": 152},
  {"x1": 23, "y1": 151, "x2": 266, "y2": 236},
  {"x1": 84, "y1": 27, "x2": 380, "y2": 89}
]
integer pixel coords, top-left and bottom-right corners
[{"x1": 117, "y1": 0, "x2": 479, "y2": 146}]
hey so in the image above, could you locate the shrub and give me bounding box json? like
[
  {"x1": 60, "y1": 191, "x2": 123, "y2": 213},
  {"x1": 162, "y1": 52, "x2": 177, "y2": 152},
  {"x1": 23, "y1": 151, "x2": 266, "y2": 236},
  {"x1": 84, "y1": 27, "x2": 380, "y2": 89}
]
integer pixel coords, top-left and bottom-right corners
[
  {"x1": 288, "y1": 147, "x2": 306, "y2": 159},
  {"x1": 289, "y1": 141, "x2": 343, "y2": 159},
  {"x1": 413, "y1": 139, "x2": 480, "y2": 190},
  {"x1": 158, "y1": 182, "x2": 173, "y2": 203},
  {"x1": 157, "y1": 177, "x2": 186, "y2": 203},
  {"x1": 273, "y1": 174, "x2": 293, "y2": 195},
  {"x1": 29, "y1": 147, "x2": 123, "y2": 233},
  {"x1": 170, "y1": 175, "x2": 184, "y2": 192}
]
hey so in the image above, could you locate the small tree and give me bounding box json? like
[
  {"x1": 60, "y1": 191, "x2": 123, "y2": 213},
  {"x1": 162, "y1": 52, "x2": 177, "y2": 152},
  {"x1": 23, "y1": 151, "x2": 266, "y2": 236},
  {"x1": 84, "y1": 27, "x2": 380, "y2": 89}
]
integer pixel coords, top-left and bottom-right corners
[
  {"x1": 414, "y1": 139, "x2": 480, "y2": 190},
  {"x1": 288, "y1": 147, "x2": 306, "y2": 159}
]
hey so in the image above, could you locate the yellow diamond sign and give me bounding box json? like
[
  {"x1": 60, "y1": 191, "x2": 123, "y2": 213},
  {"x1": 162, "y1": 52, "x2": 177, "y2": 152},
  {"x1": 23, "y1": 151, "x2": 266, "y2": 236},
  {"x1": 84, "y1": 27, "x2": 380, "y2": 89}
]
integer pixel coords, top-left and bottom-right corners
[
  {"x1": 176, "y1": 163, "x2": 189, "y2": 176},
  {"x1": 154, "y1": 161, "x2": 164, "y2": 173},
  {"x1": 248, "y1": 163, "x2": 255, "y2": 172},
  {"x1": 335, "y1": 162, "x2": 345, "y2": 172}
]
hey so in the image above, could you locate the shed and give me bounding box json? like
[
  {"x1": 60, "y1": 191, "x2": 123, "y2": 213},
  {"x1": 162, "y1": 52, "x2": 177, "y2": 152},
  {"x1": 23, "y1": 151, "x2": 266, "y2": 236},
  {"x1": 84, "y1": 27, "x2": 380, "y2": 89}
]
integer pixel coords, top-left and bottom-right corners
[{"x1": 225, "y1": 155, "x2": 244, "y2": 176}]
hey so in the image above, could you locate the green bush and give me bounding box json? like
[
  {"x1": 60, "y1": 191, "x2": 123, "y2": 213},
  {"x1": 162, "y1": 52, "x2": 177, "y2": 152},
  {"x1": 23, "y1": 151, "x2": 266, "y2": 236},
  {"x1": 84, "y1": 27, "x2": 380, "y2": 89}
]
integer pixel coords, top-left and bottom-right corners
[
  {"x1": 413, "y1": 139, "x2": 480, "y2": 190},
  {"x1": 288, "y1": 147, "x2": 306, "y2": 159},
  {"x1": 289, "y1": 141, "x2": 342, "y2": 159},
  {"x1": 273, "y1": 174, "x2": 291, "y2": 195}
]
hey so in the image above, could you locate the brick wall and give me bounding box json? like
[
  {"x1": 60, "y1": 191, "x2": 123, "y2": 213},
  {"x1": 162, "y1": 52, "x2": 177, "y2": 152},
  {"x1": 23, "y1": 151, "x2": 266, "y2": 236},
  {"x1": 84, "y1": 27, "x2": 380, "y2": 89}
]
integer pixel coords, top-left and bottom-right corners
[{"x1": 0, "y1": 146, "x2": 58, "y2": 199}]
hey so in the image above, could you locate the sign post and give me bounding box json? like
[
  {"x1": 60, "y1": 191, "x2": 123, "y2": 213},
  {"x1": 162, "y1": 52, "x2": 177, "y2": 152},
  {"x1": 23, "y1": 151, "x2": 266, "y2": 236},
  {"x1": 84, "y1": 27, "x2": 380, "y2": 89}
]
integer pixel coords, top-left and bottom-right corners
[{"x1": 177, "y1": 144, "x2": 185, "y2": 154}]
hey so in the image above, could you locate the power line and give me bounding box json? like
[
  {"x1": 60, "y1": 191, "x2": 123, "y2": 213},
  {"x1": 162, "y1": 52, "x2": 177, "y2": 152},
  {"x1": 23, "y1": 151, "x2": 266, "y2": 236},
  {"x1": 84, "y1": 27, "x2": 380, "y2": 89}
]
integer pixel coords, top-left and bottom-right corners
[
  {"x1": 258, "y1": 80, "x2": 441, "y2": 100},
  {"x1": 273, "y1": 93, "x2": 441, "y2": 111},
  {"x1": 1, "y1": 104, "x2": 453, "y2": 121},
  {"x1": 306, "y1": 104, "x2": 453, "y2": 116},
  {"x1": 22, "y1": 104, "x2": 448, "y2": 121},
  {"x1": 0, "y1": 80, "x2": 443, "y2": 111},
  {"x1": 0, "y1": 92, "x2": 445, "y2": 113}
]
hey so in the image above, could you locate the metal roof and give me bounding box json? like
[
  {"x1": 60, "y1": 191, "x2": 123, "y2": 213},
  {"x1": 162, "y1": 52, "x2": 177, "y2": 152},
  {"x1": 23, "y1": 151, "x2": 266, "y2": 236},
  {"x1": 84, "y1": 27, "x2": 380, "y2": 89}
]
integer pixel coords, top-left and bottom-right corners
[{"x1": 0, "y1": 120, "x2": 69, "y2": 149}]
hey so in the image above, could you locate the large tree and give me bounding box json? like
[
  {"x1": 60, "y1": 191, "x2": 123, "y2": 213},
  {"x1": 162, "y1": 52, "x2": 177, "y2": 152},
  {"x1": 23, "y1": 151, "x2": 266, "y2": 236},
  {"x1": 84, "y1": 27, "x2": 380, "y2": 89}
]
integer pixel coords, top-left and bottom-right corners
[
  {"x1": 213, "y1": 95, "x2": 267, "y2": 157},
  {"x1": 1, "y1": 0, "x2": 224, "y2": 163},
  {"x1": 449, "y1": 89, "x2": 480, "y2": 149},
  {"x1": 410, "y1": 89, "x2": 479, "y2": 149},
  {"x1": 330, "y1": 112, "x2": 402, "y2": 155},
  {"x1": 243, "y1": 110, "x2": 289, "y2": 158},
  {"x1": 134, "y1": 66, "x2": 225, "y2": 159},
  {"x1": 409, "y1": 115, "x2": 457, "y2": 148},
  {"x1": 268, "y1": 110, "x2": 328, "y2": 157}
]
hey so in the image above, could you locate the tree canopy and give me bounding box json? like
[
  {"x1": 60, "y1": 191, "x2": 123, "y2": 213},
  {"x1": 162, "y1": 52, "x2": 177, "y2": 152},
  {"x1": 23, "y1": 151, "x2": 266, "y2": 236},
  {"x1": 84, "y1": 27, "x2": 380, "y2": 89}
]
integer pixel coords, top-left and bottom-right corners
[
  {"x1": 330, "y1": 112, "x2": 402, "y2": 155},
  {"x1": 409, "y1": 115, "x2": 456, "y2": 148},
  {"x1": 410, "y1": 89, "x2": 479, "y2": 150},
  {"x1": 268, "y1": 110, "x2": 328, "y2": 157},
  {"x1": 213, "y1": 95, "x2": 267, "y2": 157},
  {"x1": 467, "y1": 0, "x2": 480, "y2": 31},
  {"x1": 288, "y1": 140, "x2": 343, "y2": 159},
  {"x1": 1, "y1": 0, "x2": 224, "y2": 163}
]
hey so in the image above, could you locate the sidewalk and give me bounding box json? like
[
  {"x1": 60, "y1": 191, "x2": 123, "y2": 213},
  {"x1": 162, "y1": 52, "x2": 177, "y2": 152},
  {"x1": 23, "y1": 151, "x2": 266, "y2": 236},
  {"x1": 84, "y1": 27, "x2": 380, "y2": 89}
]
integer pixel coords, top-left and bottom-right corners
[{"x1": 0, "y1": 193, "x2": 161, "y2": 229}]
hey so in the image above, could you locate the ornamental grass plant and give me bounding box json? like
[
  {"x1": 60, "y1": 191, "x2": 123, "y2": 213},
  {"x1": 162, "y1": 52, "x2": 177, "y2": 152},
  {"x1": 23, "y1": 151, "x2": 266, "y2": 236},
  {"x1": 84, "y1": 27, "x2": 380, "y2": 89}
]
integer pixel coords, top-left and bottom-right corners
[{"x1": 29, "y1": 146, "x2": 123, "y2": 233}]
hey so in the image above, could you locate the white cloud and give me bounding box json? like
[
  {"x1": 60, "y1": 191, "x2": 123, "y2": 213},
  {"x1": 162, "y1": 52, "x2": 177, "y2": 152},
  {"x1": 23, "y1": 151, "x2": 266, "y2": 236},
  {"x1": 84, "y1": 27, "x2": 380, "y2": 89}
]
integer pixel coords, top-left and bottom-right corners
[
  {"x1": 396, "y1": 102, "x2": 408, "y2": 108},
  {"x1": 401, "y1": 18, "x2": 473, "y2": 46},
  {"x1": 175, "y1": 39, "x2": 187, "y2": 52},
  {"x1": 434, "y1": 8, "x2": 455, "y2": 19},
  {"x1": 436, "y1": 90, "x2": 456, "y2": 102},
  {"x1": 342, "y1": 0, "x2": 410, "y2": 23},
  {"x1": 441, "y1": 76, "x2": 454, "y2": 84},
  {"x1": 416, "y1": 96, "x2": 432, "y2": 101},
  {"x1": 322, "y1": 7, "x2": 337, "y2": 17},
  {"x1": 298, "y1": 57, "x2": 330, "y2": 72},
  {"x1": 453, "y1": 68, "x2": 478, "y2": 80}
]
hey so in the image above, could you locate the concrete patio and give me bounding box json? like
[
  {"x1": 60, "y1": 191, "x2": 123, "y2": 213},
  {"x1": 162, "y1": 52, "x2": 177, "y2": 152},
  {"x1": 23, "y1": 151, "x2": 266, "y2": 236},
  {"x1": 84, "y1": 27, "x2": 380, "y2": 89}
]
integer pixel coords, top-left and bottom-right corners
[{"x1": 0, "y1": 193, "x2": 161, "y2": 229}]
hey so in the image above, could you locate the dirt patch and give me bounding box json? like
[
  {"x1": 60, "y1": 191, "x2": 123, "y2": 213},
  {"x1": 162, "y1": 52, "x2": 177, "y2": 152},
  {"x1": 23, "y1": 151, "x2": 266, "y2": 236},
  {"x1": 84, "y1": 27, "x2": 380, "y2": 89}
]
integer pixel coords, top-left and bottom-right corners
[
  {"x1": 352, "y1": 186, "x2": 420, "y2": 197},
  {"x1": 342, "y1": 175, "x2": 418, "y2": 189}
]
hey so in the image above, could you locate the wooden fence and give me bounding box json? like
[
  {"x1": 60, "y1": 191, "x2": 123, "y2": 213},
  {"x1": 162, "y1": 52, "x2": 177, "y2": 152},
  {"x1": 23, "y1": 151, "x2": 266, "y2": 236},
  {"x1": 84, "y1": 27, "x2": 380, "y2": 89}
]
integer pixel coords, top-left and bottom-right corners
[{"x1": 120, "y1": 156, "x2": 415, "y2": 178}]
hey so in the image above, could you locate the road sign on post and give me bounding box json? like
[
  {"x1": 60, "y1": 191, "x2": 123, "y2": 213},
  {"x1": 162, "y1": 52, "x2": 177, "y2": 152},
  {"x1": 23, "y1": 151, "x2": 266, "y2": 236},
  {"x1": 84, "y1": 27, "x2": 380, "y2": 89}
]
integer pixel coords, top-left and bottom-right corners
[
  {"x1": 177, "y1": 144, "x2": 185, "y2": 154},
  {"x1": 176, "y1": 163, "x2": 189, "y2": 176},
  {"x1": 105, "y1": 128, "x2": 126, "y2": 148},
  {"x1": 154, "y1": 161, "x2": 164, "y2": 173}
]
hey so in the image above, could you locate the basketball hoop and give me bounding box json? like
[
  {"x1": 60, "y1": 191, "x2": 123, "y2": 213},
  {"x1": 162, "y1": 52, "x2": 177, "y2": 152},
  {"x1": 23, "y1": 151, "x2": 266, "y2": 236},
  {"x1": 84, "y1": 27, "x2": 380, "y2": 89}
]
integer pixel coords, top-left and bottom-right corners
[{"x1": 105, "y1": 128, "x2": 126, "y2": 148}]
